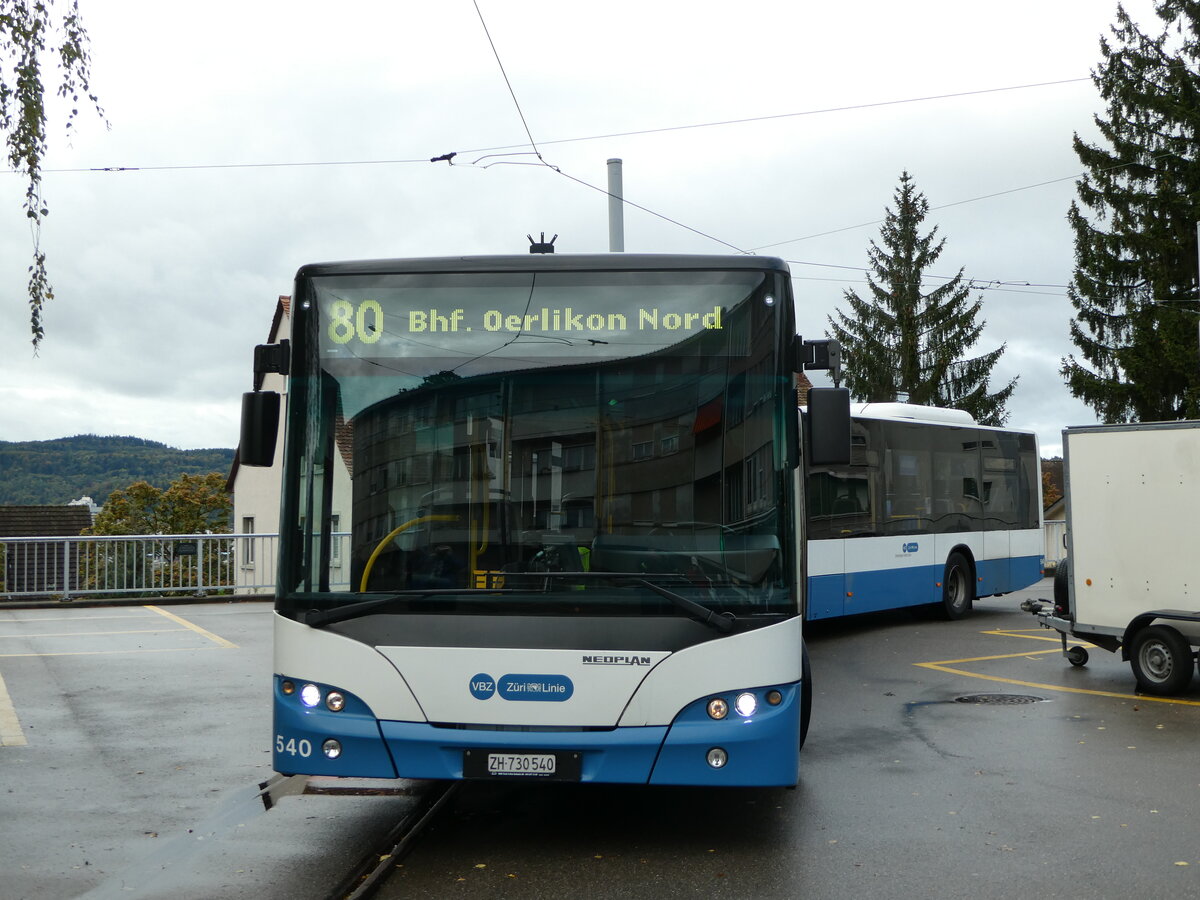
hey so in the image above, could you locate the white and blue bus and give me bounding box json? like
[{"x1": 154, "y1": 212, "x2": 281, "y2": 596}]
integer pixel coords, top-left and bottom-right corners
[
  {"x1": 240, "y1": 253, "x2": 849, "y2": 787},
  {"x1": 804, "y1": 403, "x2": 1043, "y2": 621}
]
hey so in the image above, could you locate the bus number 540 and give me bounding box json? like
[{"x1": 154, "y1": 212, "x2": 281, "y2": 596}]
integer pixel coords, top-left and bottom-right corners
[{"x1": 275, "y1": 735, "x2": 312, "y2": 757}]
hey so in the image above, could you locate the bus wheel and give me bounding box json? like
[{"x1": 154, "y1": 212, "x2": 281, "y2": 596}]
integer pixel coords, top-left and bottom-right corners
[
  {"x1": 799, "y1": 640, "x2": 812, "y2": 750},
  {"x1": 938, "y1": 552, "x2": 974, "y2": 620},
  {"x1": 1129, "y1": 625, "x2": 1194, "y2": 695}
]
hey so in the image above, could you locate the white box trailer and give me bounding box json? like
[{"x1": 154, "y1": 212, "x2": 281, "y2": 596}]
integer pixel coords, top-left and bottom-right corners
[{"x1": 1026, "y1": 420, "x2": 1200, "y2": 695}]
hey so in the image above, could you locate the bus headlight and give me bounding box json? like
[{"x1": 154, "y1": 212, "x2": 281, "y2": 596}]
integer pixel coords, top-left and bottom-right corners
[
  {"x1": 707, "y1": 747, "x2": 728, "y2": 768},
  {"x1": 325, "y1": 691, "x2": 346, "y2": 712},
  {"x1": 300, "y1": 683, "x2": 322, "y2": 708},
  {"x1": 734, "y1": 692, "x2": 757, "y2": 718},
  {"x1": 322, "y1": 739, "x2": 342, "y2": 759},
  {"x1": 707, "y1": 698, "x2": 729, "y2": 720}
]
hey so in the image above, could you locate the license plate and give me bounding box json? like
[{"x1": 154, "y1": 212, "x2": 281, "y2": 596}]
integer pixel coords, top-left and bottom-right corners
[
  {"x1": 463, "y1": 749, "x2": 581, "y2": 780},
  {"x1": 491, "y1": 753, "x2": 556, "y2": 775}
]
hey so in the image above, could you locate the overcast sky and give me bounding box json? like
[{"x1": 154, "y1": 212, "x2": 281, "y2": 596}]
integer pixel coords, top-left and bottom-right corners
[{"x1": 0, "y1": 0, "x2": 1168, "y2": 458}]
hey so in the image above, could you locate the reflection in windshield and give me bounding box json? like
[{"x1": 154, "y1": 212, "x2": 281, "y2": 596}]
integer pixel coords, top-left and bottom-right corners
[{"x1": 288, "y1": 267, "x2": 795, "y2": 617}]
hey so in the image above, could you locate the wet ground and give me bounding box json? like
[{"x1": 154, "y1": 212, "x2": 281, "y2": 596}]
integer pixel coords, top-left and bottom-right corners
[
  {"x1": 373, "y1": 584, "x2": 1200, "y2": 898},
  {"x1": 1, "y1": 583, "x2": 1198, "y2": 899},
  {"x1": 0, "y1": 601, "x2": 421, "y2": 900}
]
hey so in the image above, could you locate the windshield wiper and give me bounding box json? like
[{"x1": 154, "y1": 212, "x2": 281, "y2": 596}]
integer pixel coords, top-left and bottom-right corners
[
  {"x1": 634, "y1": 579, "x2": 736, "y2": 633},
  {"x1": 303, "y1": 577, "x2": 738, "y2": 633},
  {"x1": 490, "y1": 571, "x2": 737, "y2": 632},
  {"x1": 303, "y1": 589, "x2": 513, "y2": 629}
]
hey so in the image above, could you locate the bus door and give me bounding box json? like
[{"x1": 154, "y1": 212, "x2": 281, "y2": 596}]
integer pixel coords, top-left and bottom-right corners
[{"x1": 980, "y1": 435, "x2": 1020, "y2": 593}]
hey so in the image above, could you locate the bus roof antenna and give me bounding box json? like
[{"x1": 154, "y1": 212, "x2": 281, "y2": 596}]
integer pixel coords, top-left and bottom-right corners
[{"x1": 528, "y1": 233, "x2": 558, "y2": 254}]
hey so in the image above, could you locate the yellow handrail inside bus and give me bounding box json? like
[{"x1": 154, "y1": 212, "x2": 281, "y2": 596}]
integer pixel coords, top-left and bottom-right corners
[
  {"x1": 359, "y1": 515, "x2": 459, "y2": 592},
  {"x1": 469, "y1": 444, "x2": 491, "y2": 574}
]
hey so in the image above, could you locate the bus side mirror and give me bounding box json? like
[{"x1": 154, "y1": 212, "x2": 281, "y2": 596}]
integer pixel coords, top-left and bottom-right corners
[
  {"x1": 806, "y1": 387, "x2": 851, "y2": 466},
  {"x1": 794, "y1": 337, "x2": 843, "y2": 387},
  {"x1": 239, "y1": 391, "x2": 281, "y2": 467}
]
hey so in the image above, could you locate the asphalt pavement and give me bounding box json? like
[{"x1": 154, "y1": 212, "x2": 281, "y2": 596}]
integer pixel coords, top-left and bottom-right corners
[
  {"x1": 0, "y1": 601, "x2": 425, "y2": 900},
  {"x1": 1, "y1": 583, "x2": 1197, "y2": 899},
  {"x1": 376, "y1": 580, "x2": 1200, "y2": 898}
]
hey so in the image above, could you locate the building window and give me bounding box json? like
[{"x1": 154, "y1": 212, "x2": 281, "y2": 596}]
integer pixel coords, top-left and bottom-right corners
[
  {"x1": 632, "y1": 441, "x2": 654, "y2": 460},
  {"x1": 242, "y1": 516, "x2": 255, "y2": 565},
  {"x1": 563, "y1": 443, "x2": 595, "y2": 471}
]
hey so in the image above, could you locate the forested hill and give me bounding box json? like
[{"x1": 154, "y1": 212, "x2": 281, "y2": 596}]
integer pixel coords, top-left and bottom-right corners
[{"x1": 0, "y1": 435, "x2": 235, "y2": 506}]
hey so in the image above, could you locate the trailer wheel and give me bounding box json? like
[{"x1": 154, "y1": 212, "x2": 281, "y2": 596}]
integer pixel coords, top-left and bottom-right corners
[
  {"x1": 938, "y1": 551, "x2": 974, "y2": 620},
  {"x1": 1053, "y1": 557, "x2": 1070, "y2": 616},
  {"x1": 799, "y1": 640, "x2": 813, "y2": 751},
  {"x1": 1066, "y1": 646, "x2": 1089, "y2": 667},
  {"x1": 1129, "y1": 625, "x2": 1194, "y2": 695}
]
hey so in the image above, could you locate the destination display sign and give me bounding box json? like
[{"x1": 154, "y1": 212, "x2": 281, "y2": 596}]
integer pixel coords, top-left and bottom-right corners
[{"x1": 323, "y1": 298, "x2": 726, "y2": 347}]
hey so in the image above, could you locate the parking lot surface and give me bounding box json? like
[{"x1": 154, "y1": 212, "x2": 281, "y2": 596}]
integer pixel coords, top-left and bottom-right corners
[
  {"x1": 368, "y1": 583, "x2": 1199, "y2": 898},
  {"x1": 1, "y1": 584, "x2": 1197, "y2": 898}
]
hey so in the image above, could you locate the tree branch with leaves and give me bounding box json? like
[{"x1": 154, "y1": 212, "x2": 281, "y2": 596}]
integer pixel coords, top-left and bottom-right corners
[
  {"x1": 0, "y1": 0, "x2": 104, "y2": 350},
  {"x1": 86, "y1": 473, "x2": 232, "y2": 536}
]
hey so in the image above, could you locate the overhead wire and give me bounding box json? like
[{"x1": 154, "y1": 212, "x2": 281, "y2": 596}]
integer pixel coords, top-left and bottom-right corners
[
  {"x1": 550, "y1": 166, "x2": 748, "y2": 254},
  {"x1": 451, "y1": 22, "x2": 1084, "y2": 293},
  {"x1": 27, "y1": 41, "x2": 1097, "y2": 295},
  {"x1": 471, "y1": 0, "x2": 541, "y2": 159},
  {"x1": 788, "y1": 269, "x2": 1070, "y2": 298},
  {"x1": 782, "y1": 255, "x2": 1071, "y2": 294},
  {"x1": 447, "y1": 76, "x2": 1092, "y2": 158},
  {"x1": 36, "y1": 77, "x2": 1092, "y2": 176},
  {"x1": 753, "y1": 171, "x2": 1088, "y2": 252},
  {"x1": 464, "y1": 0, "x2": 748, "y2": 254},
  {"x1": 772, "y1": 143, "x2": 1193, "y2": 293}
]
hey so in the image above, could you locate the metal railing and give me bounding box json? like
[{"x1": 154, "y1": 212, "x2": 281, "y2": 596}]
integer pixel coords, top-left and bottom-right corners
[
  {"x1": 6, "y1": 524, "x2": 1067, "y2": 600},
  {"x1": 0, "y1": 533, "x2": 349, "y2": 601}
]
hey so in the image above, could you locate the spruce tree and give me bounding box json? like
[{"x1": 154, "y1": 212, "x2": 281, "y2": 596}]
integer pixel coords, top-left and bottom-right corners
[
  {"x1": 1063, "y1": 2, "x2": 1200, "y2": 421},
  {"x1": 828, "y1": 171, "x2": 1017, "y2": 426}
]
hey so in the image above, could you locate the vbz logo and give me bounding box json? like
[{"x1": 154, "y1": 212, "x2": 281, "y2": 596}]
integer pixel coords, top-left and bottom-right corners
[
  {"x1": 902, "y1": 542, "x2": 919, "y2": 554},
  {"x1": 469, "y1": 674, "x2": 496, "y2": 700}
]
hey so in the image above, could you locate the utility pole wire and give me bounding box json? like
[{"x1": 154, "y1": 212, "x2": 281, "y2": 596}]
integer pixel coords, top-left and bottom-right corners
[
  {"x1": 550, "y1": 166, "x2": 748, "y2": 254},
  {"x1": 467, "y1": 0, "x2": 744, "y2": 255},
  {"x1": 457, "y1": 76, "x2": 1092, "y2": 158},
  {"x1": 39, "y1": 76, "x2": 1091, "y2": 175},
  {"x1": 472, "y1": 0, "x2": 541, "y2": 159}
]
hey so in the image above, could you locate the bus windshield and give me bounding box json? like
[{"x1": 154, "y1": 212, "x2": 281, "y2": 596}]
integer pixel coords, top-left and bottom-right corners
[{"x1": 277, "y1": 262, "x2": 798, "y2": 622}]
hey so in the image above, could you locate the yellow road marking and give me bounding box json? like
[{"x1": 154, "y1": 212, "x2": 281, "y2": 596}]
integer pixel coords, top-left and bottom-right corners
[
  {"x1": 916, "y1": 626, "x2": 1200, "y2": 707},
  {"x1": 0, "y1": 613, "x2": 164, "y2": 623},
  {"x1": 0, "y1": 670, "x2": 28, "y2": 746},
  {"x1": 0, "y1": 646, "x2": 226, "y2": 659},
  {"x1": 145, "y1": 606, "x2": 238, "y2": 649},
  {"x1": 981, "y1": 628, "x2": 1085, "y2": 645},
  {"x1": 0, "y1": 607, "x2": 237, "y2": 745},
  {"x1": 912, "y1": 667, "x2": 1200, "y2": 710},
  {"x1": 924, "y1": 647, "x2": 1065, "y2": 665},
  {"x1": 0, "y1": 629, "x2": 188, "y2": 639}
]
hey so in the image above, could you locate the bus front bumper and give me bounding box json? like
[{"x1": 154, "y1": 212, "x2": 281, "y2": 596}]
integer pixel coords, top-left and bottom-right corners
[{"x1": 274, "y1": 678, "x2": 803, "y2": 787}]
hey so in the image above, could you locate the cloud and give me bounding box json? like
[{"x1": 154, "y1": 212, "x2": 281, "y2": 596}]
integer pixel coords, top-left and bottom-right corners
[{"x1": 0, "y1": 0, "x2": 1167, "y2": 456}]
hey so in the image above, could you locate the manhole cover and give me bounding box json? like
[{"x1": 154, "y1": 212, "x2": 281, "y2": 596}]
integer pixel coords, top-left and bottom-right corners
[{"x1": 955, "y1": 693, "x2": 1046, "y2": 705}]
